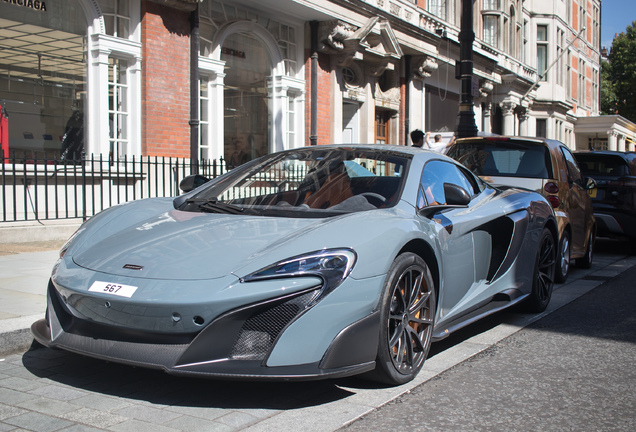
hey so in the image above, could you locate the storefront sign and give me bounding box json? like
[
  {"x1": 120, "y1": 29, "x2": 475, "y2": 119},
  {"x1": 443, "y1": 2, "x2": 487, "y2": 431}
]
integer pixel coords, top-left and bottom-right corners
[
  {"x1": 3, "y1": 0, "x2": 47, "y2": 11},
  {"x1": 221, "y1": 47, "x2": 246, "y2": 59}
]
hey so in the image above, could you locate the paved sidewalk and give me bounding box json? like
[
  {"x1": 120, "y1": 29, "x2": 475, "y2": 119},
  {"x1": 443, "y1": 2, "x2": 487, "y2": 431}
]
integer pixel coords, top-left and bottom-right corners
[{"x1": 0, "y1": 244, "x2": 61, "y2": 355}]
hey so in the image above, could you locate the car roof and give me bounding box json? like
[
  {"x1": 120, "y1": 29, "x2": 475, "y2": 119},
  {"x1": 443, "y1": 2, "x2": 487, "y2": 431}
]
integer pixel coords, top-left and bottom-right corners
[{"x1": 454, "y1": 136, "x2": 557, "y2": 148}]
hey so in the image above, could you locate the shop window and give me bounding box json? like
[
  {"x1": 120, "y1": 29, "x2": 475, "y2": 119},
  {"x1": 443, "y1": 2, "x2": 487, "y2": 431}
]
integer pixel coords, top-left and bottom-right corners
[
  {"x1": 223, "y1": 32, "x2": 270, "y2": 168},
  {"x1": 109, "y1": 58, "x2": 128, "y2": 161},
  {"x1": 102, "y1": 0, "x2": 131, "y2": 39},
  {"x1": 0, "y1": 0, "x2": 87, "y2": 160}
]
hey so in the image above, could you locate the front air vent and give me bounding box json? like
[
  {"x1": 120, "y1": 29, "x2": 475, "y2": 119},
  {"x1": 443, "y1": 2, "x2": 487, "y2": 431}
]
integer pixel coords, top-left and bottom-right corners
[{"x1": 230, "y1": 290, "x2": 316, "y2": 361}]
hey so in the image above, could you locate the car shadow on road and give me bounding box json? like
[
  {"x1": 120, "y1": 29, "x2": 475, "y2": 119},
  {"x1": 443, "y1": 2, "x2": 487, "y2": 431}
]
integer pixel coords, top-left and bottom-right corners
[{"x1": 21, "y1": 343, "x2": 356, "y2": 409}]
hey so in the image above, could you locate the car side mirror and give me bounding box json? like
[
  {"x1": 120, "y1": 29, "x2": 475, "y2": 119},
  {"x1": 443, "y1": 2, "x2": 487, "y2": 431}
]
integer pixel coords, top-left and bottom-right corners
[
  {"x1": 444, "y1": 183, "x2": 472, "y2": 206},
  {"x1": 418, "y1": 183, "x2": 471, "y2": 218},
  {"x1": 585, "y1": 177, "x2": 597, "y2": 190},
  {"x1": 180, "y1": 174, "x2": 210, "y2": 192}
]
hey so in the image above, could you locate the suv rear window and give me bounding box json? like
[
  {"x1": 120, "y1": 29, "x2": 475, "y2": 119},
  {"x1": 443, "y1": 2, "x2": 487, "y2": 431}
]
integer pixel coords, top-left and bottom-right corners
[
  {"x1": 448, "y1": 141, "x2": 552, "y2": 179},
  {"x1": 575, "y1": 154, "x2": 632, "y2": 177}
]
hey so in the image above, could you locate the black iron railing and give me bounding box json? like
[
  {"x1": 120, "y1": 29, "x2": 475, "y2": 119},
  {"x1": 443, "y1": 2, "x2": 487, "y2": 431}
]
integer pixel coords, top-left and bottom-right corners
[{"x1": 1, "y1": 151, "x2": 227, "y2": 223}]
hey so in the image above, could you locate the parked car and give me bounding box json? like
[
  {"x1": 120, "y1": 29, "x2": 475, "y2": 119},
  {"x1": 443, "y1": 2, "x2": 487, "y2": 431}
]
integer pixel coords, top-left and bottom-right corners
[
  {"x1": 574, "y1": 150, "x2": 636, "y2": 244},
  {"x1": 447, "y1": 136, "x2": 596, "y2": 282},
  {"x1": 32, "y1": 144, "x2": 558, "y2": 385}
]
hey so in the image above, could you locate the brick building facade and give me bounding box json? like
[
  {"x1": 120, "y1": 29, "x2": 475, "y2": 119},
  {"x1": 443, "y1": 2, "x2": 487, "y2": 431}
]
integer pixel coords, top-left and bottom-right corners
[{"x1": 1, "y1": 0, "x2": 634, "y2": 165}]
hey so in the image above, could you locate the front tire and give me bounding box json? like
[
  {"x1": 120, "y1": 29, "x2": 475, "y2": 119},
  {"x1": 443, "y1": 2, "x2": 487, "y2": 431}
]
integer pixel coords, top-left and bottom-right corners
[
  {"x1": 525, "y1": 228, "x2": 556, "y2": 313},
  {"x1": 372, "y1": 253, "x2": 436, "y2": 385}
]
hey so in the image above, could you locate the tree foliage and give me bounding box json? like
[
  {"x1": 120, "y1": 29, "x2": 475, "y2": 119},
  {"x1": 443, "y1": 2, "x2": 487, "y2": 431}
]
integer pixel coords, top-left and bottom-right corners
[{"x1": 603, "y1": 21, "x2": 636, "y2": 122}]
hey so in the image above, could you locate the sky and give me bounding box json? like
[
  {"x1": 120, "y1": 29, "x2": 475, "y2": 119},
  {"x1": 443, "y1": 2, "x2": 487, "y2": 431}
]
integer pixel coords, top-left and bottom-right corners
[{"x1": 601, "y1": 0, "x2": 636, "y2": 50}]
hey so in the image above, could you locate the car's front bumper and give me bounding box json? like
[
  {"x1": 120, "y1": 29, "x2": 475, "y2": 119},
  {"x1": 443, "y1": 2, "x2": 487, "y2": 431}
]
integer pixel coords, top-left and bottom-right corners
[{"x1": 32, "y1": 277, "x2": 382, "y2": 380}]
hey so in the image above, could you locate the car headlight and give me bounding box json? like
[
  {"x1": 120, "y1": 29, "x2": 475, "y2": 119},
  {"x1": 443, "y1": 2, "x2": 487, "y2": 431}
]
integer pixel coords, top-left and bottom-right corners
[
  {"x1": 59, "y1": 228, "x2": 85, "y2": 259},
  {"x1": 243, "y1": 248, "x2": 356, "y2": 297}
]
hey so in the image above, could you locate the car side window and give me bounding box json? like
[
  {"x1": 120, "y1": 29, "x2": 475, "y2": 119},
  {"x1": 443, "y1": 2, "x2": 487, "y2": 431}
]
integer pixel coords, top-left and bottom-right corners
[
  {"x1": 561, "y1": 147, "x2": 583, "y2": 184},
  {"x1": 417, "y1": 160, "x2": 475, "y2": 208}
]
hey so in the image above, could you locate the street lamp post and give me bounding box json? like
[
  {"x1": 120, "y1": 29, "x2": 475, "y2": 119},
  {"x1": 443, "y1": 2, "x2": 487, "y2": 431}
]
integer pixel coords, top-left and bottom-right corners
[{"x1": 456, "y1": 0, "x2": 479, "y2": 138}]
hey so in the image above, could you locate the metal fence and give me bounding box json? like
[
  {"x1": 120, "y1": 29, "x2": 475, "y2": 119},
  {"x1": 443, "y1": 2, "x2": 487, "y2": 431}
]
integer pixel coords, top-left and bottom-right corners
[{"x1": 1, "y1": 151, "x2": 227, "y2": 223}]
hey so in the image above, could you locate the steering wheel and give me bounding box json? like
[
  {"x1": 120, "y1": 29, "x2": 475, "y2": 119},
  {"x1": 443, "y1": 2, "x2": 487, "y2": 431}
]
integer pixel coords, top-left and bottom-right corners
[{"x1": 360, "y1": 192, "x2": 387, "y2": 207}]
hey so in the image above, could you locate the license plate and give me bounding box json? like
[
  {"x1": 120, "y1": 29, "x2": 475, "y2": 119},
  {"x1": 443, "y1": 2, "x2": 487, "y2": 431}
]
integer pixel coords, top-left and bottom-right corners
[
  {"x1": 89, "y1": 281, "x2": 138, "y2": 298},
  {"x1": 588, "y1": 188, "x2": 597, "y2": 198}
]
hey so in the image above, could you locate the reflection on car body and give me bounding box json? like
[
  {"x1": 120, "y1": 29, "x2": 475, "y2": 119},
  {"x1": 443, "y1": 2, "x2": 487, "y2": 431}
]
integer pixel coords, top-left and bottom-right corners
[
  {"x1": 33, "y1": 144, "x2": 558, "y2": 385},
  {"x1": 447, "y1": 136, "x2": 596, "y2": 283}
]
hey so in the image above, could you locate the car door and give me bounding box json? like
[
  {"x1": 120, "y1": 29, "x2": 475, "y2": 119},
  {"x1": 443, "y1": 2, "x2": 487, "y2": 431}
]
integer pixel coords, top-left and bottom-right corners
[
  {"x1": 560, "y1": 146, "x2": 591, "y2": 255},
  {"x1": 417, "y1": 160, "x2": 502, "y2": 324}
]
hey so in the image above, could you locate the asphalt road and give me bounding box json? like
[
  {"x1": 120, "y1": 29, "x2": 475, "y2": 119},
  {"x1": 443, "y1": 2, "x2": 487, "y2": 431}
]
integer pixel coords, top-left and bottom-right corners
[{"x1": 341, "y1": 246, "x2": 636, "y2": 432}]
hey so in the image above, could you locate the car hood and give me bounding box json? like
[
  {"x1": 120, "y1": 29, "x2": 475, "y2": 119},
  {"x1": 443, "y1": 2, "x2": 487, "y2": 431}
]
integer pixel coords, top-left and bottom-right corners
[{"x1": 71, "y1": 203, "x2": 334, "y2": 280}]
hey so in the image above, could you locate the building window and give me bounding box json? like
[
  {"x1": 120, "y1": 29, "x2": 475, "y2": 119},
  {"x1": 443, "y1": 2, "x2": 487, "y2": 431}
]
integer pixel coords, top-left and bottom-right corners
[
  {"x1": 483, "y1": 15, "x2": 499, "y2": 48},
  {"x1": 578, "y1": 59, "x2": 586, "y2": 106},
  {"x1": 593, "y1": 5, "x2": 600, "y2": 49},
  {"x1": 523, "y1": 19, "x2": 528, "y2": 62},
  {"x1": 567, "y1": 52, "x2": 572, "y2": 98},
  {"x1": 579, "y1": 3, "x2": 586, "y2": 32},
  {"x1": 428, "y1": 0, "x2": 455, "y2": 23},
  {"x1": 199, "y1": 76, "x2": 210, "y2": 161},
  {"x1": 375, "y1": 111, "x2": 391, "y2": 144},
  {"x1": 592, "y1": 69, "x2": 599, "y2": 112},
  {"x1": 537, "y1": 25, "x2": 548, "y2": 80},
  {"x1": 102, "y1": 0, "x2": 131, "y2": 39},
  {"x1": 556, "y1": 28, "x2": 564, "y2": 86},
  {"x1": 536, "y1": 118, "x2": 547, "y2": 138},
  {"x1": 286, "y1": 92, "x2": 297, "y2": 148},
  {"x1": 277, "y1": 24, "x2": 297, "y2": 75},
  {"x1": 483, "y1": 0, "x2": 499, "y2": 10},
  {"x1": 109, "y1": 58, "x2": 128, "y2": 161}
]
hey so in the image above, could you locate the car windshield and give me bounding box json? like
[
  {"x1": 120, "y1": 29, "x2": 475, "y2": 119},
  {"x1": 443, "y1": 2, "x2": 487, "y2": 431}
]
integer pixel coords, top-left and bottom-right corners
[
  {"x1": 448, "y1": 140, "x2": 552, "y2": 179},
  {"x1": 180, "y1": 147, "x2": 410, "y2": 218}
]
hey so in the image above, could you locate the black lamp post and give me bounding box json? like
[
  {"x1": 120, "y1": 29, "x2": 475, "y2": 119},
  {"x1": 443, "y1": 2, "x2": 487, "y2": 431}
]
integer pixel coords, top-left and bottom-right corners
[{"x1": 456, "y1": 0, "x2": 479, "y2": 138}]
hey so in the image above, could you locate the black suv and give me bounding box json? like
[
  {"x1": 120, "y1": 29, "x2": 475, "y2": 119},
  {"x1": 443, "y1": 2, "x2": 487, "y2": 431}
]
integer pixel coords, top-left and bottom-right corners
[{"x1": 574, "y1": 151, "x2": 636, "y2": 244}]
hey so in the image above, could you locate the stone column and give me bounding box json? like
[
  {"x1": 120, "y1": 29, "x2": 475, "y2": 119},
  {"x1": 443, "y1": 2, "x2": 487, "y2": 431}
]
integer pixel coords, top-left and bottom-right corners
[
  {"x1": 607, "y1": 130, "x2": 618, "y2": 151},
  {"x1": 519, "y1": 109, "x2": 529, "y2": 137},
  {"x1": 500, "y1": 101, "x2": 517, "y2": 136},
  {"x1": 482, "y1": 103, "x2": 492, "y2": 134}
]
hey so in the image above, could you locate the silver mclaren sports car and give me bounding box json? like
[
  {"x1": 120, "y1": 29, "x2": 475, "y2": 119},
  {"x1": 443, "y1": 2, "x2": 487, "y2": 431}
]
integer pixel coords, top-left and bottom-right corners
[{"x1": 32, "y1": 144, "x2": 558, "y2": 385}]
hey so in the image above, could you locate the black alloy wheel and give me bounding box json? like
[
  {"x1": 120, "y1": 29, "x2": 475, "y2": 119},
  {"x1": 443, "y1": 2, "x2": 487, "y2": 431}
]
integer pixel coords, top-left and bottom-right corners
[{"x1": 372, "y1": 253, "x2": 436, "y2": 385}]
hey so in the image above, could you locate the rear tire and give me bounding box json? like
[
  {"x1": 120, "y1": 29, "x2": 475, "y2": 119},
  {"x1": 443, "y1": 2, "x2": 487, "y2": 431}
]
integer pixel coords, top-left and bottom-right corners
[
  {"x1": 371, "y1": 253, "x2": 436, "y2": 385},
  {"x1": 555, "y1": 231, "x2": 570, "y2": 283},
  {"x1": 525, "y1": 228, "x2": 556, "y2": 313},
  {"x1": 576, "y1": 230, "x2": 594, "y2": 269}
]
